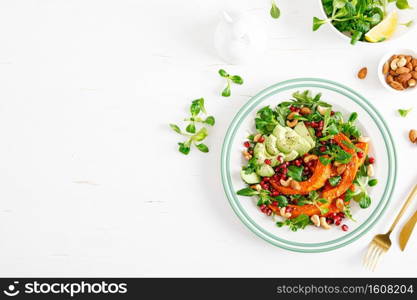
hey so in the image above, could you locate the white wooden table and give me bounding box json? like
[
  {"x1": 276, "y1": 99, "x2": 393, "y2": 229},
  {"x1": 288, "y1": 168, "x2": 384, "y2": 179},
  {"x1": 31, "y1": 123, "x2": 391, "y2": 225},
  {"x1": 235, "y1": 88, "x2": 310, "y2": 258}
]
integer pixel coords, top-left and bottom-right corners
[{"x1": 0, "y1": 0, "x2": 416, "y2": 277}]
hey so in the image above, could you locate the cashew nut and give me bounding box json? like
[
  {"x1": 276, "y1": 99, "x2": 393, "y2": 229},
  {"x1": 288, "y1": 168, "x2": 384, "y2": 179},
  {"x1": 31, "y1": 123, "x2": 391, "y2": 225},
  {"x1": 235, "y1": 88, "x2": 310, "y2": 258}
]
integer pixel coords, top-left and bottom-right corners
[
  {"x1": 320, "y1": 217, "x2": 331, "y2": 229},
  {"x1": 300, "y1": 107, "x2": 312, "y2": 115},
  {"x1": 333, "y1": 161, "x2": 342, "y2": 167},
  {"x1": 311, "y1": 214, "x2": 320, "y2": 227},
  {"x1": 250, "y1": 184, "x2": 262, "y2": 191},
  {"x1": 290, "y1": 180, "x2": 301, "y2": 191},
  {"x1": 286, "y1": 119, "x2": 298, "y2": 128},
  {"x1": 397, "y1": 57, "x2": 407, "y2": 68},
  {"x1": 253, "y1": 134, "x2": 262, "y2": 142},
  {"x1": 280, "y1": 178, "x2": 292, "y2": 187},
  {"x1": 287, "y1": 111, "x2": 299, "y2": 120},
  {"x1": 358, "y1": 136, "x2": 370, "y2": 143},
  {"x1": 242, "y1": 150, "x2": 252, "y2": 160},
  {"x1": 279, "y1": 207, "x2": 291, "y2": 219},
  {"x1": 336, "y1": 198, "x2": 345, "y2": 210},
  {"x1": 391, "y1": 58, "x2": 400, "y2": 70},
  {"x1": 367, "y1": 164, "x2": 374, "y2": 177},
  {"x1": 336, "y1": 164, "x2": 347, "y2": 175},
  {"x1": 304, "y1": 154, "x2": 318, "y2": 163},
  {"x1": 317, "y1": 106, "x2": 330, "y2": 115}
]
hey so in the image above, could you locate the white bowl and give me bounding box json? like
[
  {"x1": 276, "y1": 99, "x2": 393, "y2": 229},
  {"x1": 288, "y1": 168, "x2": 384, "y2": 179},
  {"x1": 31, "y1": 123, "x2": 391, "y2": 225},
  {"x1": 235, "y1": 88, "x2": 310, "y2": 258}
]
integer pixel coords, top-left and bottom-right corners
[
  {"x1": 377, "y1": 48, "x2": 417, "y2": 93},
  {"x1": 317, "y1": 0, "x2": 417, "y2": 45}
]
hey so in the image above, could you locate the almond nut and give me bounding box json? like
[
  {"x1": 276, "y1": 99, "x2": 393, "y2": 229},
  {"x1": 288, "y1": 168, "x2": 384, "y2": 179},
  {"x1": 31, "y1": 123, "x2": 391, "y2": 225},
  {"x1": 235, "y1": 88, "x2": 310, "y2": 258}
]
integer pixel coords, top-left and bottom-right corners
[
  {"x1": 412, "y1": 58, "x2": 417, "y2": 68},
  {"x1": 396, "y1": 73, "x2": 412, "y2": 84},
  {"x1": 389, "y1": 69, "x2": 397, "y2": 76},
  {"x1": 408, "y1": 79, "x2": 417, "y2": 87},
  {"x1": 383, "y1": 62, "x2": 389, "y2": 75},
  {"x1": 406, "y1": 55, "x2": 412, "y2": 63},
  {"x1": 396, "y1": 67, "x2": 410, "y2": 75},
  {"x1": 407, "y1": 62, "x2": 413, "y2": 70},
  {"x1": 411, "y1": 71, "x2": 417, "y2": 80},
  {"x1": 386, "y1": 75, "x2": 394, "y2": 84},
  {"x1": 410, "y1": 129, "x2": 417, "y2": 143},
  {"x1": 300, "y1": 107, "x2": 312, "y2": 115},
  {"x1": 389, "y1": 81, "x2": 405, "y2": 90},
  {"x1": 358, "y1": 67, "x2": 367, "y2": 79}
]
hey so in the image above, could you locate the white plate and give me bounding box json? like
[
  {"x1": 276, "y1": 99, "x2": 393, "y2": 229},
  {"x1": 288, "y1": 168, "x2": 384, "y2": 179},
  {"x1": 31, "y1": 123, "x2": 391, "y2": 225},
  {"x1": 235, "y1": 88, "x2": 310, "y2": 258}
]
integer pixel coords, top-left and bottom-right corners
[
  {"x1": 317, "y1": 0, "x2": 417, "y2": 45},
  {"x1": 221, "y1": 78, "x2": 397, "y2": 252}
]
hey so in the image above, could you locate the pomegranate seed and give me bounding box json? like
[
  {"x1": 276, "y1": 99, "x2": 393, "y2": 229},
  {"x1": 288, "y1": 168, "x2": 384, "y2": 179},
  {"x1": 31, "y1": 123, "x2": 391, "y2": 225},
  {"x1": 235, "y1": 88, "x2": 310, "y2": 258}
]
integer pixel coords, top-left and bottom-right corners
[
  {"x1": 327, "y1": 218, "x2": 334, "y2": 224},
  {"x1": 357, "y1": 151, "x2": 364, "y2": 158},
  {"x1": 331, "y1": 111, "x2": 335, "y2": 116},
  {"x1": 271, "y1": 191, "x2": 279, "y2": 197},
  {"x1": 320, "y1": 146, "x2": 327, "y2": 152},
  {"x1": 260, "y1": 204, "x2": 267, "y2": 210},
  {"x1": 244, "y1": 141, "x2": 250, "y2": 148},
  {"x1": 338, "y1": 212, "x2": 345, "y2": 218},
  {"x1": 248, "y1": 150, "x2": 254, "y2": 155},
  {"x1": 311, "y1": 122, "x2": 318, "y2": 128},
  {"x1": 263, "y1": 177, "x2": 270, "y2": 182},
  {"x1": 264, "y1": 159, "x2": 271, "y2": 165},
  {"x1": 341, "y1": 224, "x2": 349, "y2": 231},
  {"x1": 320, "y1": 141, "x2": 326, "y2": 145},
  {"x1": 258, "y1": 136, "x2": 265, "y2": 143},
  {"x1": 271, "y1": 201, "x2": 278, "y2": 207},
  {"x1": 294, "y1": 160, "x2": 302, "y2": 167},
  {"x1": 305, "y1": 122, "x2": 311, "y2": 127},
  {"x1": 281, "y1": 174, "x2": 287, "y2": 180},
  {"x1": 319, "y1": 120, "x2": 324, "y2": 127},
  {"x1": 368, "y1": 157, "x2": 375, "y2": 164},
  {"x1": 277, "y1": 156, "x2": 284, "y2": 163},
  {"x1": 289, "y1": 106, "x2": 296, "y2": 112},
  {"x1": 285, "y1": 206, "x2": 293, "y2": 213},
  {"x1": 316, "y1": 131, "x2": 322, "y2": 137},
  {"x1": 266, "y1": 209, "x2": 272, "y2": 216}
]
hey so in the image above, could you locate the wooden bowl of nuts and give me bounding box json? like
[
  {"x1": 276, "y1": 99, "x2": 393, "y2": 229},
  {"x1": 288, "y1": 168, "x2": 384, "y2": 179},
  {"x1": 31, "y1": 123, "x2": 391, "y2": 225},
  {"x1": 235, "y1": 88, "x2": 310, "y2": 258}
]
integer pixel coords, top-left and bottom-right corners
[{"x1": 378, "y1": 49, "x2": 417, "y2": 92}]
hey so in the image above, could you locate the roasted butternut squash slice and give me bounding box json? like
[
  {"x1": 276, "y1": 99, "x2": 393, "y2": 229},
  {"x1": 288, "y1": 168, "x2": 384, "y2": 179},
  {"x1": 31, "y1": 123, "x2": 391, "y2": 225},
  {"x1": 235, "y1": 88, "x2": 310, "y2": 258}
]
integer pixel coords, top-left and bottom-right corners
[{"x1": 270, "y1": 157, "x2": 332, "y2": 195}]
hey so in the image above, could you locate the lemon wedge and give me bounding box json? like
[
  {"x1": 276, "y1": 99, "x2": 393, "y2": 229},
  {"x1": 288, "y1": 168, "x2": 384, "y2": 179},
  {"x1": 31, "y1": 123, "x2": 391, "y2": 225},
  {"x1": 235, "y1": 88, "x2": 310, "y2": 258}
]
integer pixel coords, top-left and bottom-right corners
[{"x1": 365, "y1": 11, "x2": 398, "y2": 43}]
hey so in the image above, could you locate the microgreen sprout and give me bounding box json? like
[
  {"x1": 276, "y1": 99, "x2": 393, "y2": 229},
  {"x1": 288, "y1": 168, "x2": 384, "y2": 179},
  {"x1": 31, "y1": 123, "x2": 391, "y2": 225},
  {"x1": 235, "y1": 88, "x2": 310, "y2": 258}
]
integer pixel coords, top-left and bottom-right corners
[
  {"x1": 170, "y1": 98, "x2": 215, "y2": 155},
  {"x1": 218, "y1": 69, "x2": 243, "y2": 97}
]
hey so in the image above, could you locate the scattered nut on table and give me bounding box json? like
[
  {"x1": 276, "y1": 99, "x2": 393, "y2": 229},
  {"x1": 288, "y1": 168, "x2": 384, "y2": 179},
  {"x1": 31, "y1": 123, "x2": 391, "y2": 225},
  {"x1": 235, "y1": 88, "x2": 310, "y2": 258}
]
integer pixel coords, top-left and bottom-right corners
[
  {"x1": 409, "y1": 129, "x2": 417, "y2": 144},
  {"x1": 358, "y1": 67, "x2": 367, "y2": 79}
]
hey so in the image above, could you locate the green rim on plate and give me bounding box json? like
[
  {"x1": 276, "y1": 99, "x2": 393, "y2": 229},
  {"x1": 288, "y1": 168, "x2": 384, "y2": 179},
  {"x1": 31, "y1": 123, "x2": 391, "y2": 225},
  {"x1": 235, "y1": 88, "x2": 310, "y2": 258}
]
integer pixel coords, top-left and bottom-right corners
[{"x1": 221, "y1": 78, "x2": 397, "y2": 253}]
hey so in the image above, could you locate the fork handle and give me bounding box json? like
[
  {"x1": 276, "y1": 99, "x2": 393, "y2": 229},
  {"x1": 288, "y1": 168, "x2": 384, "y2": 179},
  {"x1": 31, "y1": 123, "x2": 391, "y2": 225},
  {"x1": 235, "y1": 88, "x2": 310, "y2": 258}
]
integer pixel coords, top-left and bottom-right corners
[{"x1": 388, "y1": 184, "x2": 417, "y2": 234}]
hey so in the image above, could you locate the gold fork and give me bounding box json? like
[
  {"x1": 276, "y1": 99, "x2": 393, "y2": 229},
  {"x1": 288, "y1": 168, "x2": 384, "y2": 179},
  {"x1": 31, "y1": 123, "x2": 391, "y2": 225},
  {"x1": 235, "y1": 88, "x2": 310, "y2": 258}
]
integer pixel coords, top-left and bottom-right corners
[{"x1": 364, "y1": 184, "x2": 417, "y2": 271}]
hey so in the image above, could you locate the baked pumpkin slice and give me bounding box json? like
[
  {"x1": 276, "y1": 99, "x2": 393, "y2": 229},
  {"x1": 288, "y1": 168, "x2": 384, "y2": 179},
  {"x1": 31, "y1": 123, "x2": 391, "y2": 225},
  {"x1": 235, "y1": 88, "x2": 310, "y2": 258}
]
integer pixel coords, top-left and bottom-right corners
[
  {"x1": 270, "y1": 156, "x2": 332, "y2": 195},
  {"x1": 322, "y1": 138, "x2": 369, "y2": 202}
]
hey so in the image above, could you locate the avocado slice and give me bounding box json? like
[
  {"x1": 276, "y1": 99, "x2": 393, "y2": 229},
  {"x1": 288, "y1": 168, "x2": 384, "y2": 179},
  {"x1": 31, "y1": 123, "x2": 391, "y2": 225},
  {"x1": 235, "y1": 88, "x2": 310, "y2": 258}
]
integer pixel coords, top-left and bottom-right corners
[
  {"x1": 256, "y1": 164, "x2": 275, "y2": 177},
  {"x1": 284, "y1": 150, "x2": 299, "y2": 162},
  {"x1": 294, "y1": 122, "x2": 315, "y2": 148},
  {"x1": 265, "y1": 135, "x2": 279, "y2": 156},
  {"x1": 240, "y1": 170, "x2": 261, "y2": 184},
  {"x1": 272, "y1": 124, "x2": 312, "y2": 156}
]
